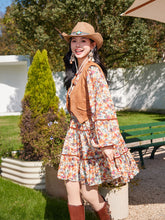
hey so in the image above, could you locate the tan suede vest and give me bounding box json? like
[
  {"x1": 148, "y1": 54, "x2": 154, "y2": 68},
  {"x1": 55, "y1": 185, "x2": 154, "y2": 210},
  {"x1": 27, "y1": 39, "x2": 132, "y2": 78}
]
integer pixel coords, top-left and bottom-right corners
[{"x1": 66, "y1": 61, "x2": 101, "y2": 124}]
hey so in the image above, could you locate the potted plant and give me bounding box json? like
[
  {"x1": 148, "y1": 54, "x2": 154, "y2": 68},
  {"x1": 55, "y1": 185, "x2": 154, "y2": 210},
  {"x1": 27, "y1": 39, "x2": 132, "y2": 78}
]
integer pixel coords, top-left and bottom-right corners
[
  {"x1": 1, "y1": 49, "x2": 68, "y2": 190},
  {"x1": 33, "y1": 111, "x2": 69, "y2": 199},
  {"x1": 99, "y1": 182, "x2": 128, "y2": 220}
]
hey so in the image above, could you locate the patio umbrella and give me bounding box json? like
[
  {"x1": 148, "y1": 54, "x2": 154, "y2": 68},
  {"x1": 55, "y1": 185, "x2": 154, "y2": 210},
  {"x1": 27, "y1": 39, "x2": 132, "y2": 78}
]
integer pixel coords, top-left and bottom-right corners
[{"x1": 121, "y1": 0, "x2": 165, "y2": 23}]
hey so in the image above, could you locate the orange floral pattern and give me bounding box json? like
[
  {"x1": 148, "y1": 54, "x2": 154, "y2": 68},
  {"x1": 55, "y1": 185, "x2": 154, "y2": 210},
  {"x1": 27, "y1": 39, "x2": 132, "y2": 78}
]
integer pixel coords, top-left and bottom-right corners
[{"x1": 57, "y1": 64, "x2": 139, "y2": 186}]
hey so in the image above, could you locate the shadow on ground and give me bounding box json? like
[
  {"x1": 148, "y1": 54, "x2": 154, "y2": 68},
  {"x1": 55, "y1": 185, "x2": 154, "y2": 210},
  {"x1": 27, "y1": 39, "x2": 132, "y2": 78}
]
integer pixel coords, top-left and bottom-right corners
[{"x1": 129, "y1": 146, "x2": 165, "y2": 205}]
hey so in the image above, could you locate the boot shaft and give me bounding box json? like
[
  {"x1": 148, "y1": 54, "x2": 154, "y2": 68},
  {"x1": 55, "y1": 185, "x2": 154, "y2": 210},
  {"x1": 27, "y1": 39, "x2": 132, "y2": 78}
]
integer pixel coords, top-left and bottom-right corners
[
  {"x1": 68, "y1": 204, "x2": 85, "y2": 220},
  {"x1": 96, "y1": 202, "x2": 111, "y2": 220}
]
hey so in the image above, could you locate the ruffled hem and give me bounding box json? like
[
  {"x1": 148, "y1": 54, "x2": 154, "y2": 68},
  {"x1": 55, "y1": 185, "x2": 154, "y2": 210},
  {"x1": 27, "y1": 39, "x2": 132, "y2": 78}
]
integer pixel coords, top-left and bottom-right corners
[
  {"x1": 57, "y1": 150, "x2": 139, "y2": 186},
  {"x1": 58, "y1": 116, "x2": 139, "y2": 186}
]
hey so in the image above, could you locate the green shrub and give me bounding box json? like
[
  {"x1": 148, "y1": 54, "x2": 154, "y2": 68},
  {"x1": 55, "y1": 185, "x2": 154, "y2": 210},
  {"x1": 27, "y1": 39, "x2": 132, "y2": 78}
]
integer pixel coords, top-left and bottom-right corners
[
  {"x1": 19, "y1": 49, "x2": 69, "y2": 163},
  {"x1": 23, "y1": 49, "x2": 59, "y2": 116}
]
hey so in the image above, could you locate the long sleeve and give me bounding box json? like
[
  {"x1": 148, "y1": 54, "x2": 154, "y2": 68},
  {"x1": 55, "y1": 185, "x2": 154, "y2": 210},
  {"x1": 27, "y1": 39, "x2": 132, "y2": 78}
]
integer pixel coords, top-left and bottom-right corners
[{"x1": 86, "y1": 65, "x2": 124, "y2": 148}]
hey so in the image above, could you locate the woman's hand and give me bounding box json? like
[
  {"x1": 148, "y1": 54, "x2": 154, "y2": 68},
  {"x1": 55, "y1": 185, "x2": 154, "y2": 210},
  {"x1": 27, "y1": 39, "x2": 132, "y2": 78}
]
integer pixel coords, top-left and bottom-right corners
[{"x1": 102, "y1": 146, "x2": 114, "y2": 161}]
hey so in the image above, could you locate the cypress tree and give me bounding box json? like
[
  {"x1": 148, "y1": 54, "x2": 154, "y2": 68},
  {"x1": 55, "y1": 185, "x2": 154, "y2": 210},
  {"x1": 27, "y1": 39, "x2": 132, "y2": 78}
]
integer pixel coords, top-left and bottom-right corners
[
  {"x1": 24, "y1": 49, "x2": 59, "y2": 116},
  {"x1": 19, "y1": 49, "x2": 67, "y2": 161}
]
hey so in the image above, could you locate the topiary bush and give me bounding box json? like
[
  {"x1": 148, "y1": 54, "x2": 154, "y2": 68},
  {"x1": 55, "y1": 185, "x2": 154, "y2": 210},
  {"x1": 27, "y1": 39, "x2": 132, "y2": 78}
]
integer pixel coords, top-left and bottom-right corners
[{"x1": 19, "y1": 49, "x2": 69, "y2": 164}]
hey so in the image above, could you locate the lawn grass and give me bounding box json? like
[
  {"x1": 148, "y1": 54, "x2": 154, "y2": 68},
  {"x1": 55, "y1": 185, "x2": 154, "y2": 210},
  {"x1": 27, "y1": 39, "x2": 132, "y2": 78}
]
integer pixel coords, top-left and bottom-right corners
[
  {"x1": 0, "y1": 115, "x2": 22, "y2": 154},
  {"x1": 0, "y1": 177, "x2": 97, "y2": 220},
  {"x1": 1, "y1": 111, "x2": 165, "y2": 156},
  {"x1": 1, "y1": 111, "x2": 165, "y2": 219},
  {"x1": 117, "y1": 111, "x2": 165, "y2": 125}
]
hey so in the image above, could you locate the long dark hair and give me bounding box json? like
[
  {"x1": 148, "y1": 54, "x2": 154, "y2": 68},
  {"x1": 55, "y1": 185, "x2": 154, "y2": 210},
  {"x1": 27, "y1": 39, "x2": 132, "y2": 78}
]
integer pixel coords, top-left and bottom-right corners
[{"x1": 63, "y1": 41, "x2": 107, "y2": 90}]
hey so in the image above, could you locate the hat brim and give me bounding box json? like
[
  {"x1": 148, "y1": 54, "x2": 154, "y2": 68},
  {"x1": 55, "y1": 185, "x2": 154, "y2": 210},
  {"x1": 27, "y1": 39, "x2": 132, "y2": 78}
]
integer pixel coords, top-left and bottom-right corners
[{"x1": 62, "y1": 32, "x2": 103, "y2": 49}]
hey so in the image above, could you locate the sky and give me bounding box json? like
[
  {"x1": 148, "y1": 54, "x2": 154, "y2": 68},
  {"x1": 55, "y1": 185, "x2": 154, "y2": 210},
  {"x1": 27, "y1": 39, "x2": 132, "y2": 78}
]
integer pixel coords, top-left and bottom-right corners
[{"x1": 0, "y1": 0, "x2": 13, "y2": 15}]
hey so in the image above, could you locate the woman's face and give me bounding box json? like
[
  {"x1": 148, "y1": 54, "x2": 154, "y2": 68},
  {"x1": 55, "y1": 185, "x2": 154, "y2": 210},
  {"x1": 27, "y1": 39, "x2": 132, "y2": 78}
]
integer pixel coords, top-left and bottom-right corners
[{"x1": 71, "y1": 36, "x2": 95, "y2": 66}]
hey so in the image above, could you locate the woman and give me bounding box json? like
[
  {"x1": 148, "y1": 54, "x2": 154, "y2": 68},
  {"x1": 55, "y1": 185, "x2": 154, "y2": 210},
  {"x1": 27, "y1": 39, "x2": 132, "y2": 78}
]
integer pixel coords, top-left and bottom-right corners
[{"x1": 57, "y1": 22, "x2": 139, "y2": 220}]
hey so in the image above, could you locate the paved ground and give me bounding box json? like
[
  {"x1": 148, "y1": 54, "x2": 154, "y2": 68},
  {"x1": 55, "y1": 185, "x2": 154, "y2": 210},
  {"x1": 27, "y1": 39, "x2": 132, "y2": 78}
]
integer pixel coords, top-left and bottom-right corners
[{"x1": 126, "y1": 146, "x2": 165, "y2": 220}]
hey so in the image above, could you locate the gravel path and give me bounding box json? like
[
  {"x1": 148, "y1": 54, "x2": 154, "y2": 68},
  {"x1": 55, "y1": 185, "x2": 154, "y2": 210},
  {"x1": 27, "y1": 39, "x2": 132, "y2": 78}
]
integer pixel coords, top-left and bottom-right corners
[{"x1": 126, "y1": 146, "x2": 165, "y2": 220}]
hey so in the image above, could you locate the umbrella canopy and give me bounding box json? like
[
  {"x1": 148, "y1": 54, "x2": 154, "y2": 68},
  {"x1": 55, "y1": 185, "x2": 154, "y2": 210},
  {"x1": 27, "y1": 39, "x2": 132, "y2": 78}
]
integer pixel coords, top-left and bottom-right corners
[{"x1": 121, "y1": 0, "x2": 165, "y2": 23}]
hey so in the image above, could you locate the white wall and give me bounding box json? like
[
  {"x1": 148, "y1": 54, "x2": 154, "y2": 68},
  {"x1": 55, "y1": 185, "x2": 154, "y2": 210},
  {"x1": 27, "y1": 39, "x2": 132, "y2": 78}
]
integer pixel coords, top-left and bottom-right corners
[
  {"x1": 53, "y1": 71, "x2": 67, "y2": 111},
  {"x1": 108, "y1": 62, "x2": 165, "y2": 112},
  {"x1": 54, "y1": 62, "x2": 165, "y2": 113},
  {"x1": 1, "y1": 56, "x2": 165, "y2": 115},
  {"x1": 0, "y1": 56, "x2": 29, "y2": 116}
]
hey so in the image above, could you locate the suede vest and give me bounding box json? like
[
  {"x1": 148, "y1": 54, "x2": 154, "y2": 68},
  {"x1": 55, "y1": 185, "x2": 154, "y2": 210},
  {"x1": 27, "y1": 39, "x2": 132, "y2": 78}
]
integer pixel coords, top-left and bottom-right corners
[{"x1": 66, "y1": 61, "x2": 101, "y2": 124}]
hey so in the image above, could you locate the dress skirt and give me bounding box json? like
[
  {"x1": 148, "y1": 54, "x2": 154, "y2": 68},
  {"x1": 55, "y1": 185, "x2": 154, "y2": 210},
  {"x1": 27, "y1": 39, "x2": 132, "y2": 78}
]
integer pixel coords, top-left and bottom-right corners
[{"x1": 57, "y1": 116, "x2": 139, "y2": 186}]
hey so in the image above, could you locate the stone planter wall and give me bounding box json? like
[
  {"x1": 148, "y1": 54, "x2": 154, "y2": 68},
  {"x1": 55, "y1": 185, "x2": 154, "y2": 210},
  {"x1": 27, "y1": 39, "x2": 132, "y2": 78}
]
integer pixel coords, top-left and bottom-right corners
[
  {"x1": 1, "y1": 158, "x2": 45, "y2": 190},
  {"x1": 45, "y1": 166, "x2": 67, "y2": 199}
]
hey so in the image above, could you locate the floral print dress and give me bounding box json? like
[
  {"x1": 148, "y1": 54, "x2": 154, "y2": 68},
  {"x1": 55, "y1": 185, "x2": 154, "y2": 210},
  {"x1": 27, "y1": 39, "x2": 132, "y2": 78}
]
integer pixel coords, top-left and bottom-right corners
[{"x1": 57, "y1": 63, "x2": 139, "y2": 186}]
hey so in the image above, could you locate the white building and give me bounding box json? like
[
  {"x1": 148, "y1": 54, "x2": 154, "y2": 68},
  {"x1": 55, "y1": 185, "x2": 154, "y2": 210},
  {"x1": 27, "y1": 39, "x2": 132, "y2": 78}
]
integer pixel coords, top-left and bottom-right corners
[{"x1": 0, "y1": 55, "x2": 30, "y2": 116}]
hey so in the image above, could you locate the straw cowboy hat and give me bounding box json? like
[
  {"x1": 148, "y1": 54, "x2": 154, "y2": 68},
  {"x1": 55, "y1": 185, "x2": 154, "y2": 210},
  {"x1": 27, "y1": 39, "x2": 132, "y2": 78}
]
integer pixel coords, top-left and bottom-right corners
[{"x1": 62, "y1": 22, "x2": 103, "y2": 49}]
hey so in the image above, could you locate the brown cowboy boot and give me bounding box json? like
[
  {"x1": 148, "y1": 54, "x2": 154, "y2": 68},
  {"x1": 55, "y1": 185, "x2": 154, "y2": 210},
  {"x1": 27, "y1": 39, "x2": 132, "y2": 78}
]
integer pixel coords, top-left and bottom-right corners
[
  {"x1": 96, "y1": 202, "x2": 111, "y2": 220},
  {"x1": 68, "y1": 204, "x2": 85, "y2": 220}
]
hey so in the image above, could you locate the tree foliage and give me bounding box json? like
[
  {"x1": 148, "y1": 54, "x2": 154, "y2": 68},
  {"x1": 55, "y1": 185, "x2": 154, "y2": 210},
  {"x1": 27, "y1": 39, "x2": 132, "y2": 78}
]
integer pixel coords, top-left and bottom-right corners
[
  {"x1": 2, "y1": 0, "x2": 165, "y2": 70},
  {"x1": 0, "y1": 7, "x2": 18, "y2": 55}
]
